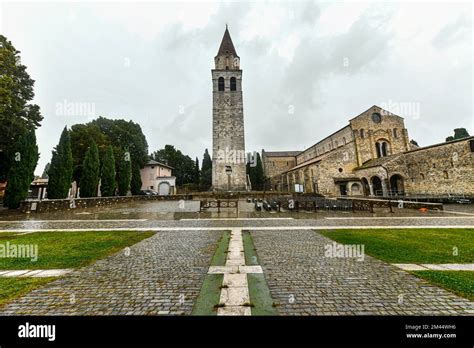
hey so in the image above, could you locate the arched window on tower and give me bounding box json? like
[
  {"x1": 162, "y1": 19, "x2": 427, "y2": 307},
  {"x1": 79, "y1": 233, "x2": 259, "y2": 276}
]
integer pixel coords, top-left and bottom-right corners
[
  {"x1": 218, "y1": 77, "x2": 225, "y2": 91},
  {"x1": 230, "y1": 77, "x2": 237, "y2": 91},
  {"x1": 360, "y1": 129, "x2": 365, "y2": 138}
]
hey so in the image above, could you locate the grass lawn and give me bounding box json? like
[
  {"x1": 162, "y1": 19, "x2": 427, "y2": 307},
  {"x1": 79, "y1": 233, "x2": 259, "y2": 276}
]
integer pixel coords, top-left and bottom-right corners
[
  {"x1": 319, "y1": 228, "x2": 474, "y2": 300},
  {"x1": 192, "y1": 231, "x2": 230, "y2": 315},
  {"x1": 0, "y1": 230, "x2": 155, "y2": 307},
  {"x1": 411, "y1": 271, "x2": 474, "y2": 300},
  {"x1": 0, "y1": 231, "x2": 155, "y2": 269},
  {"x1": 243, "y1": 231, "x2": 277, "y2": 315},
  {"x1": 319, "y1": 228, "x2": 473, "y2": 264}
]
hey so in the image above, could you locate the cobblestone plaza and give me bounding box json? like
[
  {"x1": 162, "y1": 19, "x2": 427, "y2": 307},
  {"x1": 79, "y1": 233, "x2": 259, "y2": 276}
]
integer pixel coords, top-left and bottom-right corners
[{"x1": 0, "y1": 200, "x2": 472, "y2": 316}]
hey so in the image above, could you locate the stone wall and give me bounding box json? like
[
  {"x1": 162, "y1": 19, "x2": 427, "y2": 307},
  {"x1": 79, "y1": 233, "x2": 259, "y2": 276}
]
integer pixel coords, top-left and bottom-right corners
[
  {"x1": 19, "y1": 194, "x2": 193, "y2": 213},
  {"x1": 263, "y1": 154, "x2": 298, "y2": 179},
  {"x1": 397, "y1": 138, "x2": 474, "y2": 195},
  {"x1": 296, "y1": 126, "x2": 353, "y2": 165}
]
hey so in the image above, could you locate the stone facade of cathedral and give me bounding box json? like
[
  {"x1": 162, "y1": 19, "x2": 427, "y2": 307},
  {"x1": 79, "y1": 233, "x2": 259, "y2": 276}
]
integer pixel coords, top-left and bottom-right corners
[
  {"x1": 212, "y1": 27, "x2": 247, "y2": 191},
  {"x1": 264, "y1": 105, "x2": 474, "y2": 197}
]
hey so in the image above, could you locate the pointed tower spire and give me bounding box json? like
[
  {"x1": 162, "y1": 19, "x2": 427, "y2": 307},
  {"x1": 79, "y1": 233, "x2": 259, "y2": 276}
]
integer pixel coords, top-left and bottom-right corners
[{"x1": 216, "y1": 25, "x2": 238, "y2": 57}]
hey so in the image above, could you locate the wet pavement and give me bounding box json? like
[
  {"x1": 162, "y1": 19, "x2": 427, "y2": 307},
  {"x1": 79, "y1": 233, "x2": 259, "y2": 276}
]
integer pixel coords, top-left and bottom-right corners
[{"x1": 0, "y1": 201, "x2": 473, "y2": 231}]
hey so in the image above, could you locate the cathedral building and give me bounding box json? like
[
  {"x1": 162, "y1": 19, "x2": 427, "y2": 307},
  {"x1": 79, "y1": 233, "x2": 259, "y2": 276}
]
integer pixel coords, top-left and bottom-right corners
[{"x1": 264, "y1": 105, "x2": 474, "y2": 197}]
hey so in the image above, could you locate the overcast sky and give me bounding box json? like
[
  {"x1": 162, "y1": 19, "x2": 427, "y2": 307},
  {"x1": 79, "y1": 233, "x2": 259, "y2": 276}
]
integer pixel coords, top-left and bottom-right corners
[{"x1": 1, "y1": 0, "x2": 472, "y2": 175}]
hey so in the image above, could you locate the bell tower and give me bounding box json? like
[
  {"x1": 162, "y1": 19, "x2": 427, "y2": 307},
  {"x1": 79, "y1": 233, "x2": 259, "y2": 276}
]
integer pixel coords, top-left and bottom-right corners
[{"x1": 212, "y1": 26, "x2": 247, "y2": 191}]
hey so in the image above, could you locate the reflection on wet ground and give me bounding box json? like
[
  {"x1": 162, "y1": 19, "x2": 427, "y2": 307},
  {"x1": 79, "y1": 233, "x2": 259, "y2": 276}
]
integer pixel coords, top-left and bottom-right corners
[{"x1": 0, "y1": 200, "x2": 473, "y2": 222}]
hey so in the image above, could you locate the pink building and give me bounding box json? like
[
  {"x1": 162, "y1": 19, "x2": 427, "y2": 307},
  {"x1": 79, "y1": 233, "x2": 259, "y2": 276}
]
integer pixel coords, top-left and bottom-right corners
[{"x1": 140, "y1": 160, "x2": 176, "y2": 195}]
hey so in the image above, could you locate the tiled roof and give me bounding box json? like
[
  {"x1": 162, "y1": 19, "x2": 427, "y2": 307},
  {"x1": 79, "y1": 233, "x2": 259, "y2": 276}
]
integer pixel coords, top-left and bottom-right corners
[
  {"x1": 216, "y1": 27, "x2": 238, "y2": 57},
  {"x1": 146, "y1": 159, "x2": 174, "y2": 170},
  {"x1": 263, "y1": 151, "x2": 301, "y2": 157}
]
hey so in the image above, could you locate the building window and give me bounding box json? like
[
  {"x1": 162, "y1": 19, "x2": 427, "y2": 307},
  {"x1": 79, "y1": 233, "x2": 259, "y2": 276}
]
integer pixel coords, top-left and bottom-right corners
[
  {"x1": 360, "y1": 129, "x2": 365, "y2": 138},
  {"x1": 218, "y1": 77, "x2": 225, "y2": 91},
  {"x1": 470, "y1": 140, "x2": 474, "y2": 152},
  {"x1": 230, "y1": 77, "x2": 236, "y2": 91},
  {"x1": 343, "y1": 137, "x2": 346, "y2": 145},
  {"x1": 393, "y1": 128, "x2": 398, "y2": 138},
  {"x1": 443, "y1": 170, "x2": 449, "y2": 179},
  {"x1": 376, "y1": 141, "x2": 389, "y2": 158},
  {"x1": 420, "y1": 173, "x2": 425, "y2": 180},
  {"x1": 371, "y1": 112, "x2": 382, "y2": 123},
  {"x1": 338, "y1": 168, "x2": 343, "y2": 173}
]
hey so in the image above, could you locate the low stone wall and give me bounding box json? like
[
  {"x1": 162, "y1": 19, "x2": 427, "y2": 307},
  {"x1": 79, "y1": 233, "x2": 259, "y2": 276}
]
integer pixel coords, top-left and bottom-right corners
[
  {"x1": 20, "y1": 191, "x2": 322, "y2": 213},
  {"x1": 19, "y1": 194, "x2": 193, "y2": 213},
  {"x1": 338, "y1": 197, "x2": 443, "y2": 210}
]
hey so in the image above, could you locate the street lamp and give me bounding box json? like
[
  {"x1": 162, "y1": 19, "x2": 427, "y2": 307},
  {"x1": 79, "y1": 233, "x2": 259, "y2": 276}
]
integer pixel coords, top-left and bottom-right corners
[{"x1": 225, "y1": 165, "x2": 232, "y2": 191}]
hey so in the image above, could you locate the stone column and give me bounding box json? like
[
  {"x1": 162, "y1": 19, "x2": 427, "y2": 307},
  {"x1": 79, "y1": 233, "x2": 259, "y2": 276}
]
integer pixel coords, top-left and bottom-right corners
[
  {"x1": 382, "y1": 179, "x2": 389, "y2": 197},
  {"x1": 369, "y1": 183, "x2": 374, "y2": 196}
]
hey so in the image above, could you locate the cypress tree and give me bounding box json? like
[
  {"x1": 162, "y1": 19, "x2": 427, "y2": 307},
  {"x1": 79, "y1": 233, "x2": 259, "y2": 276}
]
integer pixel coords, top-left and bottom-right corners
[
  {"x1": 3, "y1": 131, "x2": 39, "y2": 208},
  {"x1": 100, "y1": 145, "x2": 116, "y2": 197},
  {"x1": 79, "y1": 141, "x2": 100, "y2": 197},
  {"x1": 117, "y1": 149, "x2": 132, "y2": 196},
  {"x1": 130, "y1": 159, "x2": 142, "y2": 195},
  {"x1": 200, "y1": 149, "x2": 212, "y2": 190},
  {"x1": 194, "y1": 157, "x2": 200, "y2": 185},
  {"x1": 47, "y1": 127, "x2": 73, "y2": 199},
  {"x1": 254, "y1": 152, "x2": 264, "y2": 190}
]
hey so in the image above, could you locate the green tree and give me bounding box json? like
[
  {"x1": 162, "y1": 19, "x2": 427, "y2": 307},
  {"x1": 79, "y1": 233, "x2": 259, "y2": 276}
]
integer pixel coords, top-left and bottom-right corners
[
  {"x1": 100, "y1": 145, "x2": 116, "y2": 197},
  {"x1": 79, "y1": 141, "x2": 100, "y2": 198},
  {"x1": 0, "y1": 35, "x2": 43, "y2": 181},
  {"x1": 69, "y1": 117, "x2": 148, "y2": 183},
  {"x1": 3, "y1": 130, "x2": 39, "y2": 208},
  {"x1": 246, "y1": 152, "x2": 264, "y2": 191},
  {"x1": 193, "y1": 157, "x2": 200, "y2": 185},
  {"x1": 200, "y1": 149, "x2": 212, "y2": 190},
  {"x1": 446, "y1": 128, "x2": 470, "y2": 142},
  {"x1": 70, "y1": 123, "x2": 110, "y2": 182},
  {"x1": 47, "y1": 127, "x2": 73, "y2": 199},
  {"x1": 41, "y1": 162, "x2": 50, "y2": 179},
  {"x1": 130, "y1": 158, "x2": 142, "y2": 195},
  {"x1": 152, "y1": 145, "x2": 195, "y2": 187},
  {"x1": 91, "y1": 117, "x2": 149, "y2": 168},
  {"x1": 117, "y1": 149, "x2": 131, "y2": 196}
]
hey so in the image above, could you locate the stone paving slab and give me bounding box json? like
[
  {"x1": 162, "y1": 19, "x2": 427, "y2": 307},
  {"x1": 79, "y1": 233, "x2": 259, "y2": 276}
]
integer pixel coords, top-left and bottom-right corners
[
  {"x1": 394, "y1": 264, "x2": 474, "y2": 271},
  {"x1": 0, "y1": 230, "x2": 221, "y2": 315},
  {"x1": 217, "y1": 306, "x2": 251, "y2": 315},
  {"x1": 1, "y1": 270, "x2": 31, "y2": 277},
  {"x1": 219, "y1": 287, "x2": 250, "y2": 306},
  {"x1": 222, "y1": 274, "x2": 247, "y2": 287},
  {"x1": 251, "y1": 229, "x2": 474, "y2": 316},
  {"x1": 392, "y1": 264, "x2": 429, "y2": 271}
]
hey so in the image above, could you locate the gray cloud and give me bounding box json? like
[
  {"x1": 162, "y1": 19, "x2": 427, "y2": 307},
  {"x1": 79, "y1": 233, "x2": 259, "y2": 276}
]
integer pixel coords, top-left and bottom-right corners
[{"x1": 1, "y1": 1, "x2": 471, "y2": 174}]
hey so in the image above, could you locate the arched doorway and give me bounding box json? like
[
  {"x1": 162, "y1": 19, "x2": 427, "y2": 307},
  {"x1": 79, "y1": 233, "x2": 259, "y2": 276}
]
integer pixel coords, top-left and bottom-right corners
[
  {"x1": 158, "y1": 182, "x2": 170, "y2": 196},
  {"x1": 371, "y1": 176, "x2": 383, "y2": 196},
  {"x1": 361, "y1": 178, "x2": 370, "y2": 196},
  {"x1": 351, "y1": 183, "x2": 362, "y2": 196},
  {"x1": 389, "y1": 174, "x2": 405, "y2": 196}
]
